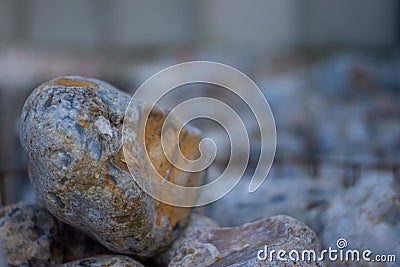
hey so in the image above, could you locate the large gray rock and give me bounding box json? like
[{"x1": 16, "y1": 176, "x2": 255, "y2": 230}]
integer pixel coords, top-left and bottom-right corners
[
  {"x1": 0, "y1": 202, "x2": 63, "y2": 267},
  {"x1": 19, "y1": 76, "x2": 204, "y2": 258},
  {"x1": 168, "y1": 215, "x2": 325, "y2": 267}
]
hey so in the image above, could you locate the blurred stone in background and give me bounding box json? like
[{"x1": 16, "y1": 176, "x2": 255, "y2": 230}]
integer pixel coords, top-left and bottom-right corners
[{"x1": 0, "y1": 1, "x2": 399, "y2": 266}]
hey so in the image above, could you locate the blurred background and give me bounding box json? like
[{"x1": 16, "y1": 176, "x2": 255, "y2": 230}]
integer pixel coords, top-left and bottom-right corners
[{"x1": 0, "y1": 0, "x2": 399, "y2": 265}]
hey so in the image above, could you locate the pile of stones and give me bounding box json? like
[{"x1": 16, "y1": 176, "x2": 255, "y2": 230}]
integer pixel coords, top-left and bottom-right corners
[{"x1": 1, "y1": 76, "x2": 324, "y2": 266}]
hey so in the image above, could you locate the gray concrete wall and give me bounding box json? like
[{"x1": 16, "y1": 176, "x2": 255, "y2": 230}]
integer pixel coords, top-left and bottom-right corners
[
  {"x1": 0, "y1": 0, "x2": 397, "y2": 51},
  {"x1": 0, "y1": 0, "x2": 20, "y2": 42},
  {"x1": 0, "y1": 0, "x2": 196, "y2": 48},
  {"x1": 300, "y1": 0, "x2": 398, "y2": 47},
  {"x1": 200, "y1": 0, "x2": 301, "y2": 56}
]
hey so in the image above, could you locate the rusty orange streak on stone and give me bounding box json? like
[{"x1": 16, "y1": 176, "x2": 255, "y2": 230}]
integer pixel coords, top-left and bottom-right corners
[
  {"x1": 143, "y1": 108, "x2": 194, "y2": 228},
  {"x1": 54, "y1": 78, "x2": 97, "y2": 88}
]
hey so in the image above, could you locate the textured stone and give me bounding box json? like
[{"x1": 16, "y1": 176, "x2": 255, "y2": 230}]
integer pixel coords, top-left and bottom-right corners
[
  {"x1": 58, "y1": 255, "x2": 145, "y2": 267},
  {"x1": 156, "y1": 213, "x2": 218, "y2": 266},
  {"x1": 0, "y1": 202, "x2": 63, "y2": 267},
  {"x1": 321, "y1": 173, "x2": 400, "y2": 267},
  {"x1": 19, "y1": 76, "x2": 204, "y2": 258},
  {"x1": 169, "y1": 215, "x2": 325, "y2": 267}
]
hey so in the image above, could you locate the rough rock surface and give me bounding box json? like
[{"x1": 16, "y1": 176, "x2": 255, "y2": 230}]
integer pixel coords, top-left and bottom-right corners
[
  {"x1": 156, "y1": 213, "x2": 218, "y2": 266},
  {"x1": 169, "y1": 215, "x2": 325, "y2": 267},
  {"x1": 19, "y1": 76, "x2": 204, "y2": 258},
  {"x1": 321, "y1": 173, "x2": 400, "y2": 267},
  {"x1": 0, "y1": 202, "x2": 63, "y2": 266},
  {"x1": 58, "y1": 255, "x2": 145, "y2": 267}
]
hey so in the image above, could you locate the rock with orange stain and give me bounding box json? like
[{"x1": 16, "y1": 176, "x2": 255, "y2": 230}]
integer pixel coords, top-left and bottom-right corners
[{"x1": 19, "y1": 76, "x2": 205, "y2": 258}]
